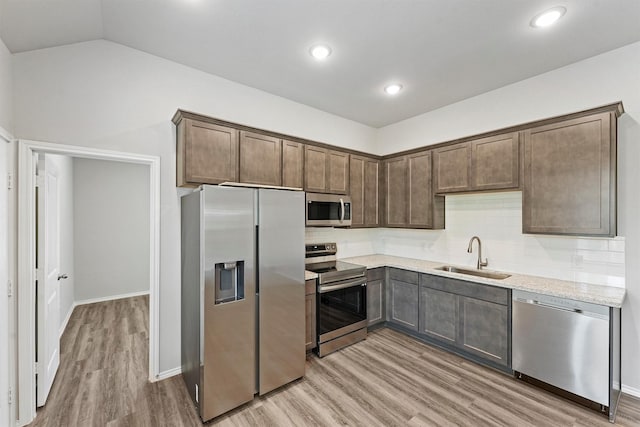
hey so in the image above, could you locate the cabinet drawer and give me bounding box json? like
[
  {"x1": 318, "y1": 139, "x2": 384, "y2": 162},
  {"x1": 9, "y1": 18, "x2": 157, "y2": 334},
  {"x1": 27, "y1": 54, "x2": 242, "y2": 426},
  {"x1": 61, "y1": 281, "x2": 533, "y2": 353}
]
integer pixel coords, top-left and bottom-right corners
[
  {"x1": 420, "y1": 274, "x2": 509, "y2": 305},
  {"x1": 389, "y1": 268, "x2": 419, "y2": 285}
]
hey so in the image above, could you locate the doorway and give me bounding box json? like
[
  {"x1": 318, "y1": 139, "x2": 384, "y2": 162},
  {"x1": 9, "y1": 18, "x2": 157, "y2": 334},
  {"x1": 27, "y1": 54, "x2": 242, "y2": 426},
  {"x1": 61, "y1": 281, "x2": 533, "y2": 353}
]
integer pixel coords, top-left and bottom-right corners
[{"x1": 17, "y1": 140, "x2": 160, "y2": 426}]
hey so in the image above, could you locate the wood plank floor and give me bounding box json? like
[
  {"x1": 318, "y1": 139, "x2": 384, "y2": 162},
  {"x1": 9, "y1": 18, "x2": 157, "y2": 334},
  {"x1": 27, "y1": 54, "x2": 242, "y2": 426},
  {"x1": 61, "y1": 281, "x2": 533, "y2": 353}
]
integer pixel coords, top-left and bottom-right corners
[{"x1": 29, "y1": 296, "x2": 640, "y2": 426}]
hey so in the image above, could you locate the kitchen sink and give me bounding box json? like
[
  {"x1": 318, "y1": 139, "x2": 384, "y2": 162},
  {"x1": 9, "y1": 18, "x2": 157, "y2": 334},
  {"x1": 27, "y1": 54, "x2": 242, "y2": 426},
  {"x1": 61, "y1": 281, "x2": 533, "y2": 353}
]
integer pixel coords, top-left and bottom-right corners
[{"x1": 435, "y1": 265, "x2": 511, "y2": 280}]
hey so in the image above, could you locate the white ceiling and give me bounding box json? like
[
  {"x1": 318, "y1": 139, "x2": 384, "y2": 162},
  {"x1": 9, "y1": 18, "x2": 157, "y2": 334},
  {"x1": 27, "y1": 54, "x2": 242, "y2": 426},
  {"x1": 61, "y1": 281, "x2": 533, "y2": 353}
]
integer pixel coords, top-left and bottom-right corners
[{"x1": 1, "y1": 0, "x2": 639, "y2": 127}]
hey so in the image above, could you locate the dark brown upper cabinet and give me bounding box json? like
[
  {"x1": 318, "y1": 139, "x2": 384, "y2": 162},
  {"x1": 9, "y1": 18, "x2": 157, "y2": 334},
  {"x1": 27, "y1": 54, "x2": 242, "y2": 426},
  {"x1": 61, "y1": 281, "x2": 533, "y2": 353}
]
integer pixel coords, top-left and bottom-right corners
[
  {"x1": 304, "y1": 145, "x2": 328, "y2": 193},
  {"x1": 471, "y1": 132, "x2": 520, "y2": 191},
  {"x1": 523, "y1": 112, "x2": 616, "y2": 237},
  {"x1": 350, "y1": 155, "x2": 380, "y2": 228},
  {"x1": 328, "y1": 150, "x2": 350, "y2": 194},
  {"x1": 434, "y1": 142, "x2": 472, "y2": 193},
  {"x1": 176, "y1": 118, "x2": 239, "y2": 187},
  {"x1": 408, "y1": 151, "x2": 444, "y2": 229},
  {"x1": 383, "y1": 156, "x2": 408, "y2": 227},
  {"x1": 239, "y1": 131, "x2": 282, "y2": 186},
  {"x1": 384, "y1": 152, "x2": 444, "y2": 229},
  {"x1": 434, "y1": 132, "x2": 519, "y2": 194},
  {"x1": 281, "y1": 140, "x2": 304, "y2": 188},
  {"x1": 304, "y1": 146, "x2": 349, "y2": 194}
]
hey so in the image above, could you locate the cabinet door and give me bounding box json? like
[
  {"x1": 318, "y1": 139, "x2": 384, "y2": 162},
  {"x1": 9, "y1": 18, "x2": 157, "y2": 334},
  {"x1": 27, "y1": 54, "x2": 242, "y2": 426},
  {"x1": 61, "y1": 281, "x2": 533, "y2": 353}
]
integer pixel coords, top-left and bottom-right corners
[
  {"x1": 282, "y1": 140, "x2": 304, "y2": 188},
  {"x1": 239, "y1": 131, "x2": 282, "y2": 186},
  {"x1": 523, "y1": 112, "x2": 615, "y2": 236},
  {"x1": 434, "y1": 142, "x2": 472, "y2": 193},
  {"x1": 305, "y1": 292, "x2": 317, "y2": 351},
  {"x1": 184, "y1": 119, "x2": 239, "y2": 184},
  {"x1": 408, "y1": 151, "x2": 433, "y2": 228},
  {"x1": 367, "y1": 279, "x2": 384, "y2": 326},
  {"x1": 459, "y1": 297, "x2": 509, "y2": 367},
  {"x1": 328, "y1": 150, "x2": 349, "y2": 194},
  {"x1": 472, "y1": 132, "x2": 519, "y2": 191},
  {"x1": 419, "y1": 286, "x2": 457, "y2": 344},
  {"x1": 387, "y1": 280, "x2": 418, "y2": 331},
  {"x1": 349, "y1": 155, "x2": 366, "y2": 227},
  {"x1": 364, "y1": 158, "x2": 380, "y2": 227},
  {"x1": 304, "y1": 146, "x2": 328, "y2": 192},
  {"x1": 384, "y1": 157, "x2": 408, "y2": 227},
  {"x1": 350, "y1": 155, "x2": 380, "y2": 228}
]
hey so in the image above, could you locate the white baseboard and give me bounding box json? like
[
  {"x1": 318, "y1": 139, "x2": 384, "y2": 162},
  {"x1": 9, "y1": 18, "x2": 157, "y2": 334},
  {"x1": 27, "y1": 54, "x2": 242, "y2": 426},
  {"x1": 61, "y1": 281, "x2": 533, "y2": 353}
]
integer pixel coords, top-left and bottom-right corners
[
  {"x1": 59, "y1": 303, "x2": 75, "y2": 338},
  {"x1": 155, "y1": 366, "x2": 182, "y2": 382},
  {"x1": 74, "y1": 290, "x2": 150, "y2": 307},
  {"x1": 622, "y1": 384, "x2": 640, "y2": 398}
]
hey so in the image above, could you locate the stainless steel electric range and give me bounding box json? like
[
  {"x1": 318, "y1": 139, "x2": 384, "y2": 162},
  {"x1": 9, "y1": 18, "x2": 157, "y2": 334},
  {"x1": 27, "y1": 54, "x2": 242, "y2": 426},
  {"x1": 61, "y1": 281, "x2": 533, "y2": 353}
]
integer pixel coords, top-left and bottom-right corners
[{"x1": 305, "y1": 243, "x2": 367, "y2": 357}]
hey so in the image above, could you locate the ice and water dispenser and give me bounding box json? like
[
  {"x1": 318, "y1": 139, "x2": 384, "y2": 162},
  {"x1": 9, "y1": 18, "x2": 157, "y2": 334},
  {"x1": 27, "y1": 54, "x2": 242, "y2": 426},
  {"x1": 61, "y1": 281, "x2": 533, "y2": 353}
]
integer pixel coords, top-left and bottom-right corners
[{"x1": 214, "y1": 261, "x2": 245, "y2": 304}]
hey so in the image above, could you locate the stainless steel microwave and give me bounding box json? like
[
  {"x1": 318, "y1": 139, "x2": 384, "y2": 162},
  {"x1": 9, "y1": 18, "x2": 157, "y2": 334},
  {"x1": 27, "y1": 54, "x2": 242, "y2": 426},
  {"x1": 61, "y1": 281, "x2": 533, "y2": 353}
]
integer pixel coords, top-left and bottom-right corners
[{"x1": 305, "y1": 193, "x2": 352, "y2": 227}]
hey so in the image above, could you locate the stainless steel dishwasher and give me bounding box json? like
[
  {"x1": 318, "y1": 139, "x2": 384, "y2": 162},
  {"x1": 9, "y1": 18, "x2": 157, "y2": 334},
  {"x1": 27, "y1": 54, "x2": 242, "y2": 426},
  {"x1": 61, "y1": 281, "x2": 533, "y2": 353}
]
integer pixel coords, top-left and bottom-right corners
[{"x1": 512, "y1": 290, "x2": 621, "y2": 422}]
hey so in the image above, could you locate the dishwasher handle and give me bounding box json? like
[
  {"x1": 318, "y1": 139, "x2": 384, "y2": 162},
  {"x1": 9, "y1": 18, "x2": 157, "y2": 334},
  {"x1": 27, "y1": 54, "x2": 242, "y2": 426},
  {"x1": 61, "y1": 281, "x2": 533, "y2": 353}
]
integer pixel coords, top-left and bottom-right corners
[{"x1": 513, "y1": 296, "x2": 609, "y2": 320}]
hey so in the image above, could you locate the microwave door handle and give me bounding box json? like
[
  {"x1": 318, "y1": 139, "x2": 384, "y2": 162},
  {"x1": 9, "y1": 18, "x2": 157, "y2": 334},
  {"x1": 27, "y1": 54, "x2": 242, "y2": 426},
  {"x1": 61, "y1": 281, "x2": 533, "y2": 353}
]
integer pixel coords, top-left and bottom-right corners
[{"x1": 340, "y1": 198, "x2": 345, "y2": 222}]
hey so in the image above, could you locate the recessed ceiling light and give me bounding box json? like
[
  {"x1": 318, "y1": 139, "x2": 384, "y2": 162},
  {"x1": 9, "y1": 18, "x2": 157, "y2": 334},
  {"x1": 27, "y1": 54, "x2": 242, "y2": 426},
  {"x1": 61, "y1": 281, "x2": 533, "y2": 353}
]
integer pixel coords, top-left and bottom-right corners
[
  {"x1": 531, "y1": 6, "x2": 566, "y2": 28},
  {"x1": 384, "y1": 84, "x2": 403, "y2": 95},
  {"x1": 309, "y1": 45, "x2": 331, "y2": 60}
]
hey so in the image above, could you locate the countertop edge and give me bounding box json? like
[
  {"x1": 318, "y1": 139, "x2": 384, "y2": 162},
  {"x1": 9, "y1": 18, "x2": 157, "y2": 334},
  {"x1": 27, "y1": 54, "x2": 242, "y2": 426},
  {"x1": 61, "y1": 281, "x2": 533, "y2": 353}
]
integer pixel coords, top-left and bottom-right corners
[{"x1": 339, "y1": 255, "x2": 625, "y2": 308}]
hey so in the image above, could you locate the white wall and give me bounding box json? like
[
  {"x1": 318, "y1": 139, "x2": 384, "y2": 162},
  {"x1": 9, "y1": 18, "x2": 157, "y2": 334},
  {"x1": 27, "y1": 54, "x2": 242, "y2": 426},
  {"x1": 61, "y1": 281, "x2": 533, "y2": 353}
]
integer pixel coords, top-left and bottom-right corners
[
  {"x1": 0, "y1": 134, "x2": 11, "y2": 427},
  {"x1": 41, "y1": 154, "x2": 75, "y2": 335},
  {"x1": 73, "y1": 158, "x2": 149, "y2": 302},
  {"x1": 374, "y1": 41, "x2": 640, "y2": 392},
  {"x1": 0, "y1": 36, "x2": 12, "y2": 134},
  {"x1": 0, "y1": 34, "x2": 12, "y2": 427},
  {"x1": 11, "y1": 39, "x2": 376, "y2": 373}
]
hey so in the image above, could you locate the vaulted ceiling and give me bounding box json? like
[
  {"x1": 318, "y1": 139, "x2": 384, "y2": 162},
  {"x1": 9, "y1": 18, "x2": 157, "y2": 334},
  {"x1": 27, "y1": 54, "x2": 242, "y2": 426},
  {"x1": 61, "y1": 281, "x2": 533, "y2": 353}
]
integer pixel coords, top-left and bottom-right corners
[{"x1": 1, "y1": 0, "x2": 639, "y2": 127}]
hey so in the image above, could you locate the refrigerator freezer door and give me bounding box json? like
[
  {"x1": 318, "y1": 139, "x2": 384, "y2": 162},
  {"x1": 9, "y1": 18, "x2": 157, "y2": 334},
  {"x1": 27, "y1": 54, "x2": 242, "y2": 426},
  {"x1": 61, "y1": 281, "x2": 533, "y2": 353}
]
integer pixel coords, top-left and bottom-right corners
[
  {"x1": 202, "y1": 186, "x2": 256, "y2": 421},
  {"x1": 258, "y1": 189, "x2": 306, "y2": 395}
]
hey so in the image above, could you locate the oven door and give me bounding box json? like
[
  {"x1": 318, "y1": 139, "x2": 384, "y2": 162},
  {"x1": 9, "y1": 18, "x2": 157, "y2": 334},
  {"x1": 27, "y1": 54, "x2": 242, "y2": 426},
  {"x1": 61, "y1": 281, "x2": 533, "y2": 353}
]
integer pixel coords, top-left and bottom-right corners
[
  {"x1": 306, "y1": 193, "x2": 352, "y2": 227},
  {"x1": 317, "y1": 277, "x2": 367, "y2": 344}
]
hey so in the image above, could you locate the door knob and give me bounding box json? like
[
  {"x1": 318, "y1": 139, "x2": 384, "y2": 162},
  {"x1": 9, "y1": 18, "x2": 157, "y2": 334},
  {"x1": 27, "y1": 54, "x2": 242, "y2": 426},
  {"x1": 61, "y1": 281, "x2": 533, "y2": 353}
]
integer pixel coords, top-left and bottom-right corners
[{"x1": 57, "y1": 274, "x2": 68, "y2": 280}]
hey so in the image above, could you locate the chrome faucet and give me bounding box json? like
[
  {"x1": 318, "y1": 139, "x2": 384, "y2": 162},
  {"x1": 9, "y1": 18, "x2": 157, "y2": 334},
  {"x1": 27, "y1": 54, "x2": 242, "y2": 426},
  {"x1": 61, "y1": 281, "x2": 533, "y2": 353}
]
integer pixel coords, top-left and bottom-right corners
[{"x1": 467, "y1": 236, "x2": 488, "y2": 270}]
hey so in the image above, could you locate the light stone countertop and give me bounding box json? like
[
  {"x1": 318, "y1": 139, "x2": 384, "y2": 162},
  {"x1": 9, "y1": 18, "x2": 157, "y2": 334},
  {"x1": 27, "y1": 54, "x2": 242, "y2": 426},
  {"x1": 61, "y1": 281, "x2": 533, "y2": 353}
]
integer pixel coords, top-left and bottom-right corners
[
  {"x1": 305, "y1": 270, "x2": 319, "y2": 281},
  {"x1": 340, "y1": 254, "x2": 626, "y2": 308}
]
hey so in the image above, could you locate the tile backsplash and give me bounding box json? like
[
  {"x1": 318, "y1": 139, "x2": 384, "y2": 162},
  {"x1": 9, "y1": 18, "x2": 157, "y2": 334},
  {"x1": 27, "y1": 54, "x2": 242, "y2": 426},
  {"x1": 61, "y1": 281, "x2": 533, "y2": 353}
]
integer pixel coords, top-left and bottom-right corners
[{"x1": 305, "y1": 191, "x2": 625, "y2": 288}]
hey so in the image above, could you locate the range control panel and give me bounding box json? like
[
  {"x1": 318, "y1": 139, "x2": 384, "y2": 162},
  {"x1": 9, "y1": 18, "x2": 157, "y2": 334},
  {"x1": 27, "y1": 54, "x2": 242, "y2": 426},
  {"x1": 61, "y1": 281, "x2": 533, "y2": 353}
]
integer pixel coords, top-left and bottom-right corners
[{"x1": 305, "y1": 243, "x2": 337, "y2": 258}]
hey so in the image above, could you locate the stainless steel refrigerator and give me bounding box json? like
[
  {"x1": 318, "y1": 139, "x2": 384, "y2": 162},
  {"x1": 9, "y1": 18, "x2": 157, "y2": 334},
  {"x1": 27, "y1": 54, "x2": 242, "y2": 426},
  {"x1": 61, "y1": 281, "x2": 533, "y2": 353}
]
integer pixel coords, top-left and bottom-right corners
[{"x1": 181, "y1": 185, "x2": 305, "y2": 422}]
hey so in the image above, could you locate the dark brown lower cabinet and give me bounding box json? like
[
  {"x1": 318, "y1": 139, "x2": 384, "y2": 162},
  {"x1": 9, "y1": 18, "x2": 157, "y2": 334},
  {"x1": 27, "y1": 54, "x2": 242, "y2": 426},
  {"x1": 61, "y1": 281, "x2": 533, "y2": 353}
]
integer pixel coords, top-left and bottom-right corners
[
  {"x1": 367, "y1": 268, "x2": 386, "y2": 326},
  {"x1": 380, "y1": 266, "x2": 511, "y2": 371},
  {"x1": 305, "y1": 279, "x2": 316, "y2": 351},
  {"x1": 419, "y1": 274, "x2": 511, "y2": 370},
  {"x1": 386, "y1": 269, "x2": 419, "y2": 331}
]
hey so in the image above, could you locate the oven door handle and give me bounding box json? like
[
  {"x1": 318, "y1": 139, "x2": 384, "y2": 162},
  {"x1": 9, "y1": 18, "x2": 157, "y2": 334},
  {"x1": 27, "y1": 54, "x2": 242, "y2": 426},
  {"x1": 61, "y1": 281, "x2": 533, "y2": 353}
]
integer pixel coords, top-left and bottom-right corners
[
  {"x1": 339, "y1": 198, "x2": 345, "y2": 222},
  {"x1": 319, "y1": 278, "x2": 367, "y2": 294}
]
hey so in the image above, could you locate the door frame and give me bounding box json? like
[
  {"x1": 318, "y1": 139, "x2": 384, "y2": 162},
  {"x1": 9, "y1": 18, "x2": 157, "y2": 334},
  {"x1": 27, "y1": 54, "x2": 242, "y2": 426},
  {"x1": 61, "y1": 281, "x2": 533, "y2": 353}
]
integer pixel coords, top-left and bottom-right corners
[{"x1": 17, "y1": 139, "x2": 161, "y2": 426}]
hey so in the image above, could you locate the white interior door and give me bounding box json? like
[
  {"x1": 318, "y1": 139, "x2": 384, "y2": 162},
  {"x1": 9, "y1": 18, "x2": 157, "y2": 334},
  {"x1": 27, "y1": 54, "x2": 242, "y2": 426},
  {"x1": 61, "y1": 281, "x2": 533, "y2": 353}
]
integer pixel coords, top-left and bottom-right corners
[{"x1": 36, "y1": 155, "x2": 61, "y2": 407}]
